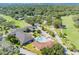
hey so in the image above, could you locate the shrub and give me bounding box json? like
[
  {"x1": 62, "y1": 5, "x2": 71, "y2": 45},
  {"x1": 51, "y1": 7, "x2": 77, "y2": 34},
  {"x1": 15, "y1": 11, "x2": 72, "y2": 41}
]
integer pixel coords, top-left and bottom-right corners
[{"x1": 41, "y1": 43, "x2": 64, "y2": 55}]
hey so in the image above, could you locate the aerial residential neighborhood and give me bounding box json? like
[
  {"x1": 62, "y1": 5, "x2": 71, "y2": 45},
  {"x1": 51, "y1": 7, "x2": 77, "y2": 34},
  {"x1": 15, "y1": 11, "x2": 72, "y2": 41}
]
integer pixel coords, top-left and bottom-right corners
[{"x1": 0, "y1": 3, "x2": 79, "y2": 55}]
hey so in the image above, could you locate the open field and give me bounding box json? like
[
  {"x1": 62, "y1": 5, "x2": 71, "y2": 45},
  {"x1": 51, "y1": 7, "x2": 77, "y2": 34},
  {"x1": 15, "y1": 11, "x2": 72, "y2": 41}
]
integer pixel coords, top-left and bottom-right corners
[
  {"x1": 0, "y1": 14, "x2": 30, "y2": 28},
  {"x1": 62, "y1": 15, "x2": 79, "y2": 50}
]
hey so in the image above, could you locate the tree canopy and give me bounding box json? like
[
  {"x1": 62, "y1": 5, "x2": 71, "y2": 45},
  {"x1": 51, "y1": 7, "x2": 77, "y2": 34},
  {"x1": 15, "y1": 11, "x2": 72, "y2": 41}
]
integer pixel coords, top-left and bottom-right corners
[{"x1": 42, "y1": 43, "x2": 64, "y2": 55}]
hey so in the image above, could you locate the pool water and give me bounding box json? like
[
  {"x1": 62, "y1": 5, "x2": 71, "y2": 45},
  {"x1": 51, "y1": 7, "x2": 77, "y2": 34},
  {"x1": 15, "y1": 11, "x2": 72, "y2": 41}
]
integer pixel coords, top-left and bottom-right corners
[{"x1": 34, "y1": 36, "x2": 48, "y2": 42}]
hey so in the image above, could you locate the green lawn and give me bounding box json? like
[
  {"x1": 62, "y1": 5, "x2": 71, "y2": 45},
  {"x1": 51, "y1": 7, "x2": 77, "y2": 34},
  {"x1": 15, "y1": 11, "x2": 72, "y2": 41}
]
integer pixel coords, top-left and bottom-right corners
[
  {"x1": 62, "y1": 15, "x2": 79, "y2": 50},
  {"x1": 0, "y1": 14, "x2": 30, "y2": 28},
  {"x1": 23, "y1": 43, "x2": 42, "y2": 55}
]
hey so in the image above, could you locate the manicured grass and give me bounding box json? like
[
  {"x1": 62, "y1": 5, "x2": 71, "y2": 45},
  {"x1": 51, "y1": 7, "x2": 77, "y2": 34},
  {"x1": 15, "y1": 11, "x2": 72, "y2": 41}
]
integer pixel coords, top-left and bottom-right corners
[
  {"x1": 62, "y1": 15, "x2": 79, "y2": 50},
  {"x1": 23, "y1": 43, "x2": 42, "y2": 55},
  {"x1": 0, "y1": 14, "x2": 30, "y2": 28}
]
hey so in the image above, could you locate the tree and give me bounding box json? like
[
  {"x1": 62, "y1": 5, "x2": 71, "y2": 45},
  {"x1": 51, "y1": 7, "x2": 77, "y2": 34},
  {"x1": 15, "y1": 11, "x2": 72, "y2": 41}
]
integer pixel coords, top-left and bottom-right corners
[
  {"x1": 6, "y1": 35, "x2": 20, "y2": 46},
  {"x1": 25, "y1": 17, "x2": 34, "y2": 25},
  {"x1": 33, "y1": 30, "x2": 41, "y2": 37},
  {"x1": 45, "y1": 16, "x2": 53, "y2": 25},
  {"x1": 53, "y1": 19, "x2": 62, "y2": 28},
  {"x1": 0, "y1": 16, "x2": 6, "y2": 23},
  {"x1": 74, "y1": 21, "x2": 79, "y2": 28},
  {"x1": 42, "y1": 43, "x2": 64, "y2": 55},
  {"x1": 0, "y1": 41, "x2": 20, "y2": 55},
  {"x1": 47, "y1": 30, "x2": 55, "y2": 37},
  {"x1": 73, "y1": 15, "x2": 79, "y2": 28}
]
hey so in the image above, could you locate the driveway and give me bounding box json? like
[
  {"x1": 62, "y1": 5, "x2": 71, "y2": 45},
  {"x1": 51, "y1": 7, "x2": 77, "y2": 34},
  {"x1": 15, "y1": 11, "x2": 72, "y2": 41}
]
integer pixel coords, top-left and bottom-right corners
[{"x1": 20, "y1": 48, "x2": 37, "y2": 55}]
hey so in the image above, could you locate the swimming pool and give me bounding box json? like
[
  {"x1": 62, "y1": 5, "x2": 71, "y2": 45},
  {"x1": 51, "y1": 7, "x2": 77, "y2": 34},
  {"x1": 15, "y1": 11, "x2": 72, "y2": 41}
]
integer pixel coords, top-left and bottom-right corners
[{"x1": 34, "y1": 36, "x2": 48, "y2": 42}]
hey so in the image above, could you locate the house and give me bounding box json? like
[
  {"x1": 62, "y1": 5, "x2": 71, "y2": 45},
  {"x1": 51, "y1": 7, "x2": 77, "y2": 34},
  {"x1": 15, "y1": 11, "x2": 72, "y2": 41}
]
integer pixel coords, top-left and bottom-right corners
[
  {"x1": 10, "y1": 29, "x2": 34, "y2": 45},
  {"x1": 15, "y1": 31, "x2": 34, "y2": 45}
]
